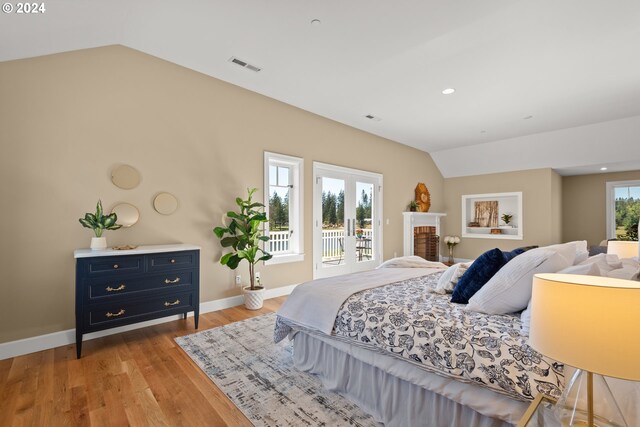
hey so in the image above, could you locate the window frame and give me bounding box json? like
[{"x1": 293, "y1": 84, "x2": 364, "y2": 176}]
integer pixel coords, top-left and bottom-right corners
[
  {"x1": 605, "y1": 179, "x2": 640, "y2": 239},
  {"x1": 264, "y1": 151, "x2": 304, "y2": 265}
]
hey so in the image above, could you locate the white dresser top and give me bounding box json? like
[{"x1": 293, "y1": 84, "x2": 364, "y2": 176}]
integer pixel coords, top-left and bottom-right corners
[{"x1": 74, "y1": 243, "x2": 200, "y2": 259}]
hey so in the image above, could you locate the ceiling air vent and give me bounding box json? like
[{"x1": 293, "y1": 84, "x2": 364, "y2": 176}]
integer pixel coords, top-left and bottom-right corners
[
  {"x1": 229, "y1": 57, "x2": 262, "y2": 72},
  {"x1": 364, "y1": 114, "x2": 382, "y2": 122}
]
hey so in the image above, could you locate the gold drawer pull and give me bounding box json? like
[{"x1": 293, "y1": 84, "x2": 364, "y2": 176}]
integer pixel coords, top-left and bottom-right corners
[
  {"x1": 164, "y1": 277, "x2": 181, "y2": 284},
  {"x1": 113, "y1": 264, "x2": 119, "y2": 269},
  {"x1": 106, "y1": 284, "x2": 126, "y2": 292},
  {"x1": 164, "y1": 299, "x2": 180, "y2": 307},
  {"x1": 106, "y1": 309, "x2": 125, "y2": 318},
  {"x1": 170, "y1": 259, "x2": 176, "y2": 264}
]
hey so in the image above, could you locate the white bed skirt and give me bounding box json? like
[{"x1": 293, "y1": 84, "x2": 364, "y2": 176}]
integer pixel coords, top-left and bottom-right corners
[{"x1": 292, "y1": 331, "x2": 527, "y2": 427}]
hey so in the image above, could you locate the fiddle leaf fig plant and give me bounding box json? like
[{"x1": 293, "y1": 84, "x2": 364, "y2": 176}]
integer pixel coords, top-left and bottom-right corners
[
  {"x1": 78, "y1": 200, "x2": 122, "y2": 237},
  {"x1": 214, "y1": 188, "x2": 272, "y2": 290}
]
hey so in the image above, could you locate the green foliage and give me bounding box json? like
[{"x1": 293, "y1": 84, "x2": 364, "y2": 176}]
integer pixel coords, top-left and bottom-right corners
[
  {"x1": 268, "y1": 191, "x2": 289, "y2": 231},
  {"x1": 322, "y1": 191, "x2": 338, "y2": 226},
  {"x1": 321, "y1": 188, "x2": 370, "y2": 228},
  {"x1": 615, "y1": 197, "x2": 640, "y2": 241},
  {"x1": 501, "y1": 214, "x2": 513, "y2": 225},
  {"x1": 337, "y1": 190, "x2": 344, "y2": 222},
  {"x1": 78, "y1": 200, "x2": 121, "y2": 237},
  {"x1": 214, "y1": 188, "x2": 272, "y2": 290},
  {"x1": 356, "y1": 189, "x2": 371, "y2": 229}
]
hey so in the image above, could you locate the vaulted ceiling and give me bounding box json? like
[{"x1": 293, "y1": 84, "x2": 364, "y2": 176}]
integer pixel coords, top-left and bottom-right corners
[{"x1": 2, "y1": 0, "x2": 639, "y2": 177}]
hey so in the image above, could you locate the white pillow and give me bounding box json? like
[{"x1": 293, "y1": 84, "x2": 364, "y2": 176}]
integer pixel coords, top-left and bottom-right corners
[
  {"x1": 557, "y1": 263, "x2": 601, "y2": 276},
  {"x1": 556, "y1": 240, "x2": 588, "y2": 265},
  {"x1": 521, "y1": 262, "x2": 601, "y2": 335},
  {"x1": 540, "y1": 240, "x2": 589, "y2": 265},
  {"x1": 621, "y1": 258, "x2": 640, "y2": 269},
  {"x1": 574, "y1": 240, "x2": 589, "y2": 264},
  {"x1": 467, "y1": 249, "x2": 571, "y2": 315},
  {"x1": 544, "y1": 241, "x2": 583, "y2": 265},
  {"x1": 574, "y1": 248, "x2": 589, "y2": 265},
  {"x1": 435, "y1": 265, "x2": 457, "y2": 294},
  {"x1": 578, "y1": 253, "x2": 623, "y2": 272},
  {"x1": 605, "y1": 266, "x2": 640, "y2": 281},
  {"x1": 434, "y1": 261, "x2": 473, "y2": 294}
]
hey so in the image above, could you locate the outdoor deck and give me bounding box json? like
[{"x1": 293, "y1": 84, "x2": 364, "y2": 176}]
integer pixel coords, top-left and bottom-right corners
[{"x1": 269, "y1": 229, "x2": 373, "y2": 264}]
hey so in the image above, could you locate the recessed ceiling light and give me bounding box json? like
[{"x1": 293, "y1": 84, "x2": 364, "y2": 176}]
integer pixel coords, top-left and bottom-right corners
[
  {"x1": 523, "y1": 115, "x2": 534, "y2": 120},
  {"x1": 311, "y1": 19, "x2": 321, "y2": 26},
  {"x1": 480, "y1": 130, "x2": 487, "y2": 134},
  {"x1": 442, "y1": 88, "x2": 455, "y2": 95},
  {"x1": 600, "y1": 167, "x2": 608, "y2": 171}
]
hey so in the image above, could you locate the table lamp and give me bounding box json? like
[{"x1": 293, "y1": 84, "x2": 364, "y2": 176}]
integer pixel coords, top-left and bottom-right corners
[
  {"x1": 529, "y1": 274, "x2": 640, "y2": 427},
  {"x1": 607, "y1": 241, "x2": 639, "y2": 259}
]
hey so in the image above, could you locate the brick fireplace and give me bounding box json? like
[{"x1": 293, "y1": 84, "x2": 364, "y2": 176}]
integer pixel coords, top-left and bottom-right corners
[{"x1": 402, "y1": 212, "x2": 446, "y2": 262}]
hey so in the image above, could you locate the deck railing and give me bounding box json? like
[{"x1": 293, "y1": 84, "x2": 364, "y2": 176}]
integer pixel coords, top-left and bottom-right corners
[
  {"x1": 322, "y1": 230, "x2": 344, "y2": 259},
  {"x1": 268, "y1": 231, "x2": 290, "y2": 253},
  {"x1": 268, "y1": 229, "x2": 372, "y2": 258}
]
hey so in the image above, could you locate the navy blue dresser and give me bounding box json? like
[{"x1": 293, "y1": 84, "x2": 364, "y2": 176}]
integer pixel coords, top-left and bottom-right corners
[{"x1": 74, "y1": 244, "x2": 200, "y2": 358}]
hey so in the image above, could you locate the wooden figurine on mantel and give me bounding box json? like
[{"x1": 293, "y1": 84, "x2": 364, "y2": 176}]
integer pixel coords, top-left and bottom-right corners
[{"x1": 415, "y1": 183, "x2": 431, "y2": 212}]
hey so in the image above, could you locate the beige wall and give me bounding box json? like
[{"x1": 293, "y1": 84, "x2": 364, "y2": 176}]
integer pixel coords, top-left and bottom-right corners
[
  {"x1": 0, "y1": 46, "x2": 444, "y2": 343},
  {"x1": 551, "y1": 171, "x2": 563, "y2": 243},
  {"x1": 442, "y1": 168, "x2": 562, "y2": 260},
  {"x1": 563, "y1": 170, "x2": 640, "y2": 246}
]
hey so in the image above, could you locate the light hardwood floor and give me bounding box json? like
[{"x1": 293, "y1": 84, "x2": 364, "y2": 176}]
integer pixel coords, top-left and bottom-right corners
[{"x1": 0, "y1": 297, "x2": 287, "y2": 427}]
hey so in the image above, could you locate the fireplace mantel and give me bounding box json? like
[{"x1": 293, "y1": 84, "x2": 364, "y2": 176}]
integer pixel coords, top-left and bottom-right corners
[{"x1": 403, "y1": 212, "x2": 447, "y2": 258}]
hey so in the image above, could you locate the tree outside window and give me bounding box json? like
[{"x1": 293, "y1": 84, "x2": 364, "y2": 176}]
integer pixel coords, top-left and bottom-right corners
[{"x1": 614, "y1": 185, "x2": 640, "y2": 240}]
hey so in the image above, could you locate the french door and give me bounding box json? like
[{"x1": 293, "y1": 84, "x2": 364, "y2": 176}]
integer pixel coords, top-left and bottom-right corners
[{"x1": 313, "y1": 162, "x2": 383, "y2": 279}]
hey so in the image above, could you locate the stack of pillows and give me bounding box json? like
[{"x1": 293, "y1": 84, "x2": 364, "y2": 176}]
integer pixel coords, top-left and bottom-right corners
[{"x1": 434, "y1": 240, "x2": 640, "y2": 334}]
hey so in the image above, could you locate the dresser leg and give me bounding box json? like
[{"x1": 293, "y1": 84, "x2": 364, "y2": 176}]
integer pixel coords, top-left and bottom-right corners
[
  {"x1": 76, "y1": 331, "x2": 82, "y2": 359},
  {"x1": 183, "y1": 313, "x2": 187, "y2": 320},
  {"x1": 194, "y1": 309, "x2": 199, "y2": 329}
]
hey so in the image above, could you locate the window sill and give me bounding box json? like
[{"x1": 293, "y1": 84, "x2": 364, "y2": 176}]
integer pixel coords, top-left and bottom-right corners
[{"x1": 265, "y1": 253, "x2": 305, "y2": 266}]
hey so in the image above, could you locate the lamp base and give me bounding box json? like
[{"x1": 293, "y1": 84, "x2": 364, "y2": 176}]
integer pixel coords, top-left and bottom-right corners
[{"x1": 554, "y1": 370, "x2": 627, "y2": 427}]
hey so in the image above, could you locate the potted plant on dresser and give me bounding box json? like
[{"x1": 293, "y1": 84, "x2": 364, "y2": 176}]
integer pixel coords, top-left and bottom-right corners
[
  {"x1": 214, "y1": 188, "x2": 272, "y2": 310},
  {"x1": 78, "y1": 200, "x2": 122, "y2": 250}
]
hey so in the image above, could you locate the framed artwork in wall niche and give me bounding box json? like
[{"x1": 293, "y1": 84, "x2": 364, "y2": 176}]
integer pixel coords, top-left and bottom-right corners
[{"x1": 462, "y1": 192, "x2": 523, "y2": 240}]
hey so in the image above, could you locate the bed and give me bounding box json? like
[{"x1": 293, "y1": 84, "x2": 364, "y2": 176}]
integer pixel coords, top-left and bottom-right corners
[{"x1": 274, "y1": 249, "x2": 640, "y2": 427}]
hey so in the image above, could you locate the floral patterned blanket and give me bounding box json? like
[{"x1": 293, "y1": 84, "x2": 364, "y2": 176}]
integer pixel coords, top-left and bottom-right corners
[{"x1": 276, "y1": 272, "x2": 564, "y2": 402}]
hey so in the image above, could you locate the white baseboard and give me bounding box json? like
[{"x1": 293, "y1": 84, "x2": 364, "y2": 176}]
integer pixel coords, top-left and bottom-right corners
[{"x1": 0, "y1": 284, "x2": 298, "y2": 361}]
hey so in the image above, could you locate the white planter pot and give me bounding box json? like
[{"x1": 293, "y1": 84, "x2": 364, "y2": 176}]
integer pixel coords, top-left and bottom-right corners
[
  {"x1": 90, "y1": 237, "x2": 107, "y2": 250},
  {"x1": 243, "y1": 286, "x2": 265, "y2": 310}
]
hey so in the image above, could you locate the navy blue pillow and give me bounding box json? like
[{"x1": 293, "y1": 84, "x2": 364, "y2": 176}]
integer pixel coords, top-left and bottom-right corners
[
  {"x1": 504, "y1": 247, "x2": 526, "y2": 261},
  {"x1": 514, "y1": 245, "x2": 538, "y2": 253},
  {"x1": 451, "y1": 248, "x2": 509, "y2": 304}
]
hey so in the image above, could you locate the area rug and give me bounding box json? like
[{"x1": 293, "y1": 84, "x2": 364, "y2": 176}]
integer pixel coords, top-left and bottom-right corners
[{"x1": 175, "y1": 313, "x2": 379, "y2": 427}]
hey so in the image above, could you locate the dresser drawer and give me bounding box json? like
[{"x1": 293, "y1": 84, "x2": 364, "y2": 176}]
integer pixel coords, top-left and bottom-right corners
[
  {"x1": 87, "y1": 270, "x2": 195, "y2": 300},
  {"x1": 148, "y1": 251, "x2": 197, "y2": 271},
  {"x1": 84, "y1": 256, "x2": 144, "y2": 275},
  {"x1": 87, "y1": 291, "x2": 194, "y2": 327}
]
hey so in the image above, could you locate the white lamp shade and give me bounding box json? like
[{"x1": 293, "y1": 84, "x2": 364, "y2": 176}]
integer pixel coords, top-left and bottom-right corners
[
  {"x1": 529, "y1": 273, "x2": 640, "y2": 381},
  {"x1": 607, "y1": 240, "x2": 639, "y2": 259}
]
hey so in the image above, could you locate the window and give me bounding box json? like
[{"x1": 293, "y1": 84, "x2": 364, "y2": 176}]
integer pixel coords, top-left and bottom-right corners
[
  {"x1": 264, "y1": 152, "x2": 304, "y2": 264},
  {"x1": 606, "y1": 180, "x2": 640, "y2": 240}
]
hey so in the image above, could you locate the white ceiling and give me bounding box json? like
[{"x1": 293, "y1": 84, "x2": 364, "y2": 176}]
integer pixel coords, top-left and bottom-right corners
[{"x1": 2, "y1": 0, "x2": 640, "y2": 176}]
